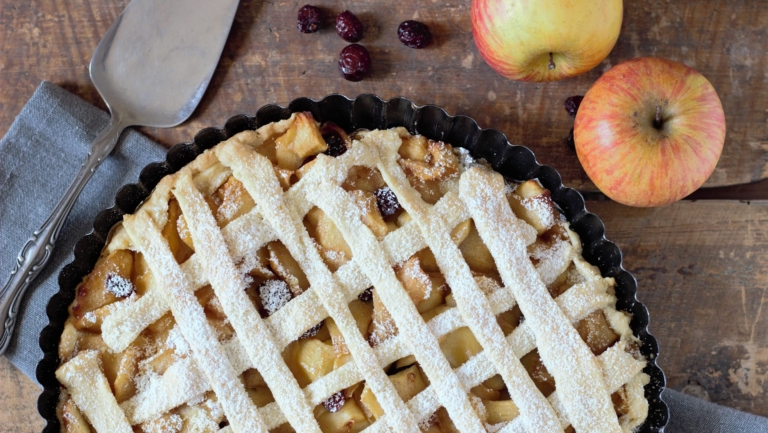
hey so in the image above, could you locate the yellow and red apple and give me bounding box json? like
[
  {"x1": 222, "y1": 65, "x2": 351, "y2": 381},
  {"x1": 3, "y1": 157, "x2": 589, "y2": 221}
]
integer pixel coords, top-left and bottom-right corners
[
  {"x1": 471, "y1": 0, "x2": 623, "y2": 82},
  {"x1": 574, "y1": 57, "x2": 726, "y2": 207}
]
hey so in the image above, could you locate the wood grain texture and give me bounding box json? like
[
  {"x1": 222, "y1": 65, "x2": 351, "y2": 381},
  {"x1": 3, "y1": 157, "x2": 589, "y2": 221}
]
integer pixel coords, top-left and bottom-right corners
[
  {"x1": 0, "y1": 356, "x2": 44, "y2": 432},
  {"x1": 1, "y1": 0, "x2": 767, "y2": 428},
  {"x1": 1, "y1": 0, "x2": 767, "y2": 191},
  {"x1": 589, "y1": 199, "x2": 768, "y2": 416}
]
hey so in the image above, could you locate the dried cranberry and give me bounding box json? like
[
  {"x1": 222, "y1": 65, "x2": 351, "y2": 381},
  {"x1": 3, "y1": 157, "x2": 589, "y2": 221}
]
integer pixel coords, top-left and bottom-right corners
[
  {"x1": 358, "y1": 287, "x2": 373, "y2": 302},
  {"x1": 300, "y1": 322, "x2": 324, "y2": 339},
  {"x1": 564, "y1": 96, "x2": 584, "y2": 117},
  {"x1": 338, "y1": 44, "x2": 371, "y2": 82},
  {"x1": 397, "y1": 20, "x2": 432, "y2": 49},
  {"x1": 565, "y1": 128, "x2": 575, "y2": 151},
  {"x1": 323, "y1": 392, "x2": 346, "y2": 413},
  {"x1": 374, "y1": 187, "x2": 400, "y2": 217},
  {"x1": 297, "y1": 5, "x2": 324, "y2": 33},
  {"x1": 321, "y1": 122, "x2": 349, "y2": 156},
  {"x1": 259, "y1": 280, "x2": 292, "y2": 316},
  {"x1": 323, "y1": 131, "x2": 347, "y2": 157},
  {"x1": 335, "y1": 10, "x2": 363, "y2": 42}
]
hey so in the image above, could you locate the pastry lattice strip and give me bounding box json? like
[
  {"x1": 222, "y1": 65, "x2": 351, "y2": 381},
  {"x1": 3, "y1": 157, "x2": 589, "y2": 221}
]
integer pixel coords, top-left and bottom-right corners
[
  {"x1": 120, "y1": 270, "x2": 631, "y2": 429},
  {"x1": 300, "y1": 168, "x2": 489, "y2": 430},
  {"x1": 101, "y1": 140, "x2": 567, "y2": 355},
  {"x1": 63, "y1": 123, "x2": 644, "y2": 432},
  {"x1": 172, "y1": 172, "x2": 322, "y2": 432},
  {"x1": 287, "y1": 130, "x2": 624, "y2": 431},
  {"x1": 165, "y1": 131, "x2": 628, "y2": 426},
  {"x1": 56, "y1": 350, "x2": 133, "y2": 433},
  {"x1": 459, "y1": 166, "x2": 620, "y2": 432},
  {"x1": 102, "y1": 138, "x2": 467, "y2": 353},
  {"x1": 356, "y1": 133, "x2": 564, "y2": 431},
  {"x1": 122, "y1": 211, "x2": 269, "y2": 432},
  {"x1": 218, "y1": 139, "x2": 426, "y2": 431},
  {"x1": 231, "y1": 130, "x2": 631, "y2": 431},
  {"x1": 101, "y1": 208, "x2": 278, "y2": 353},
  {"x1": 223, "y1": 133, "x2": 579, "y2": 430}
]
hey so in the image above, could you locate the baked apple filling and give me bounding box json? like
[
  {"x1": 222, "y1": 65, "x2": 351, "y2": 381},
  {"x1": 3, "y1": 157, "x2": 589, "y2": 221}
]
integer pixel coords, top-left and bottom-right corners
[{"x1": 56, "y1": 112, "x2": 649, "y2": 433}]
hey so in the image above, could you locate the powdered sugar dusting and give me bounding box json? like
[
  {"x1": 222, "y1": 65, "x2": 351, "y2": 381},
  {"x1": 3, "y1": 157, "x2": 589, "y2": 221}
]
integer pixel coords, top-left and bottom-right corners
[
  {"x1": 368, "y1": 312, "x2": 397, "y2": 347},
  {"x1": 454, "y1": 147, "x2": 476, "y2": 172},
  {"x1": 469, "y1": 394, "x2": 486, "y2": 420},
  {"x1": 145, "y1": 413, "x2": 182, "y2": 433},
  {"x1": 520, "y1": 196, "x2": 556, "y2": 232},
  {"x1": 63, "y1": 122, "x2": 647, "y2": 433},
  {"x1": 419, "y1": 412, "x2": 437, "y2": 431},
  {"x1": 177, "y1": 215, "x2": 191, "y2": 244},
  {"x1": 185, "y1": 393, "x2": 206, "y2": 407},
  {"x1": 301, "y1": 147, "x2": 485, "y2": 430},
  {"x1": 102, "y1": 206, "x2": 279, "y2": 354},
  {"x1": 530, "y1": 236, "x2": 573, "y2": 286},
  {"x1": 122, "y1": 210, "x2": 268, "y2": 432},
  {"x1": 484, "y1": 421, "x2": 509, "y2": 432},
  {"x1": 173, "y1": 170, "x2": 322, "y2": 432},
  {"x1": 204, "y1": 397, "x2": 224, "y2": 421},
  {"x1": 216, "y1": 180, "x2": 244, "y2": 223},
  {"x1": 106, "y1": 274, "x2": 135, "y2": 298},
  {"x1": 460, "y1": 166, "x2": 622, "y2": 433},
  {"x1": 259, "y1": 280, "x2": 292, "y2": 315},
  {"x1": 55, "y1": 350, "x2": 133, "y2": 433},
  {"x1": 475, "y1": 274, "x2": 502, "y2": 296},
  {"x1": 165, "y1": 326, "x2": 190, "y2": 357},
  {"x1": 235, "y1": 252, "x2": 258, "y2": 286},
  {"x1": 134, "y1": 370, "x2": 162, "y2": 398},
  {"x1": 401, "y1": 258, "x2": 432, "y2": 301},
  {"x1": 81, "y1": 311, "x2": 97, "y2": 325},
  {"x1": 220, "y1": 138, "x2": 424, "y2": 432}
]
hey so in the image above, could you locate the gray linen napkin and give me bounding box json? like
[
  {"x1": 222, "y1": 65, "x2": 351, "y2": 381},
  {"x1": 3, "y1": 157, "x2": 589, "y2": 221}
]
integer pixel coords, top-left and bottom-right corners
[
  {"x1": 0, "y1": 81, "x2": 166, "y2": 378},
  {"x1": 665, "y1": 388, "x2": 768, "y2": 432},
  {"x1": 2, "y1": 82, "x2": 767, "y2": 432}
]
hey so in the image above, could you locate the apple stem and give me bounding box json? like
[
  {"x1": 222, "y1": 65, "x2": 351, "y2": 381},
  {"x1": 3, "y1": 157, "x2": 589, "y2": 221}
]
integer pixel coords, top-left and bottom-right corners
[
  {"x1": 548, "y1": 52, "x2": 555, "y2": 70},
  {"x1": 653, "y1": 105, "x2": 663, "y2": 129}
]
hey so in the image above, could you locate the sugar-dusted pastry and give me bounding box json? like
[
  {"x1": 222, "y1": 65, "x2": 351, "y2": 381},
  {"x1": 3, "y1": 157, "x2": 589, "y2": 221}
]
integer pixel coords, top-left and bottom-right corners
[{"x1": 56, "y1": 112, "x2": 649, "y2": 433}]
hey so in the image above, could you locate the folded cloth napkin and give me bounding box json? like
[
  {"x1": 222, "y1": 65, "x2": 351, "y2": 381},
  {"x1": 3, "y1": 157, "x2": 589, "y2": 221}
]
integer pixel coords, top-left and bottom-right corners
[
  {"x1": 665, "y1": 388, "x2": 768, "y2": 432},
  {"x1": 0, "y1": 81, "x2": 166, "y2": 378},
  {"x1": 2, "y1": 82, "x2": 767, "y2": 433}
]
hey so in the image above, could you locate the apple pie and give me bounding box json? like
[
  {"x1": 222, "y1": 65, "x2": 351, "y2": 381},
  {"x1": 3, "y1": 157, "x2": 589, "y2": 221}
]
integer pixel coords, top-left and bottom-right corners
[{"x1": 55, "y1": 112, "x2": 650, "y2": 433}]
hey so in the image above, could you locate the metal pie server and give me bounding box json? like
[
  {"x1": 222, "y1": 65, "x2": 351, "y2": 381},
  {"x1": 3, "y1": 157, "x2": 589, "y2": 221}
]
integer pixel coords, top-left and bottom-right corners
[{"x1": 0, "y1": 0, "x2": 240, "y2": 355}]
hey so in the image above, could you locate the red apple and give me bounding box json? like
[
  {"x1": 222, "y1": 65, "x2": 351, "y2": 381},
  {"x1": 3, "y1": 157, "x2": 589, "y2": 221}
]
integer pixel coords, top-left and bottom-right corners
[
  {"x1": 574, "y1": 57, "x2": 726, "y2": 207},
  {"x1": 471, "y1": 0, "x2": 622, "y2": 82}
]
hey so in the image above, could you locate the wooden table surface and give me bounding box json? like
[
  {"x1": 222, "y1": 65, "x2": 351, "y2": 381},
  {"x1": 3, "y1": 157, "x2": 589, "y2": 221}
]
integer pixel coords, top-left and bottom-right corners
[{"x1": 1, "y1": 0, "x2": 767, "y2": 431}]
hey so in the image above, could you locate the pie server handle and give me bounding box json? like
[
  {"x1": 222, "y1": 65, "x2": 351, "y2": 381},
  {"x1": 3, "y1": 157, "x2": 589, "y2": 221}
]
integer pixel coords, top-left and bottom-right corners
[{"x1": 0, "y1": 118, "x2": 126, "y2": 356}]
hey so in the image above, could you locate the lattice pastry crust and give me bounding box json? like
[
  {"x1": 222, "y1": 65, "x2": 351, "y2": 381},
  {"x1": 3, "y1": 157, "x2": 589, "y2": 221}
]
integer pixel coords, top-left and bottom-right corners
[{"x1": 56, "y1": 112, "x2": 649, "y2": 433}]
